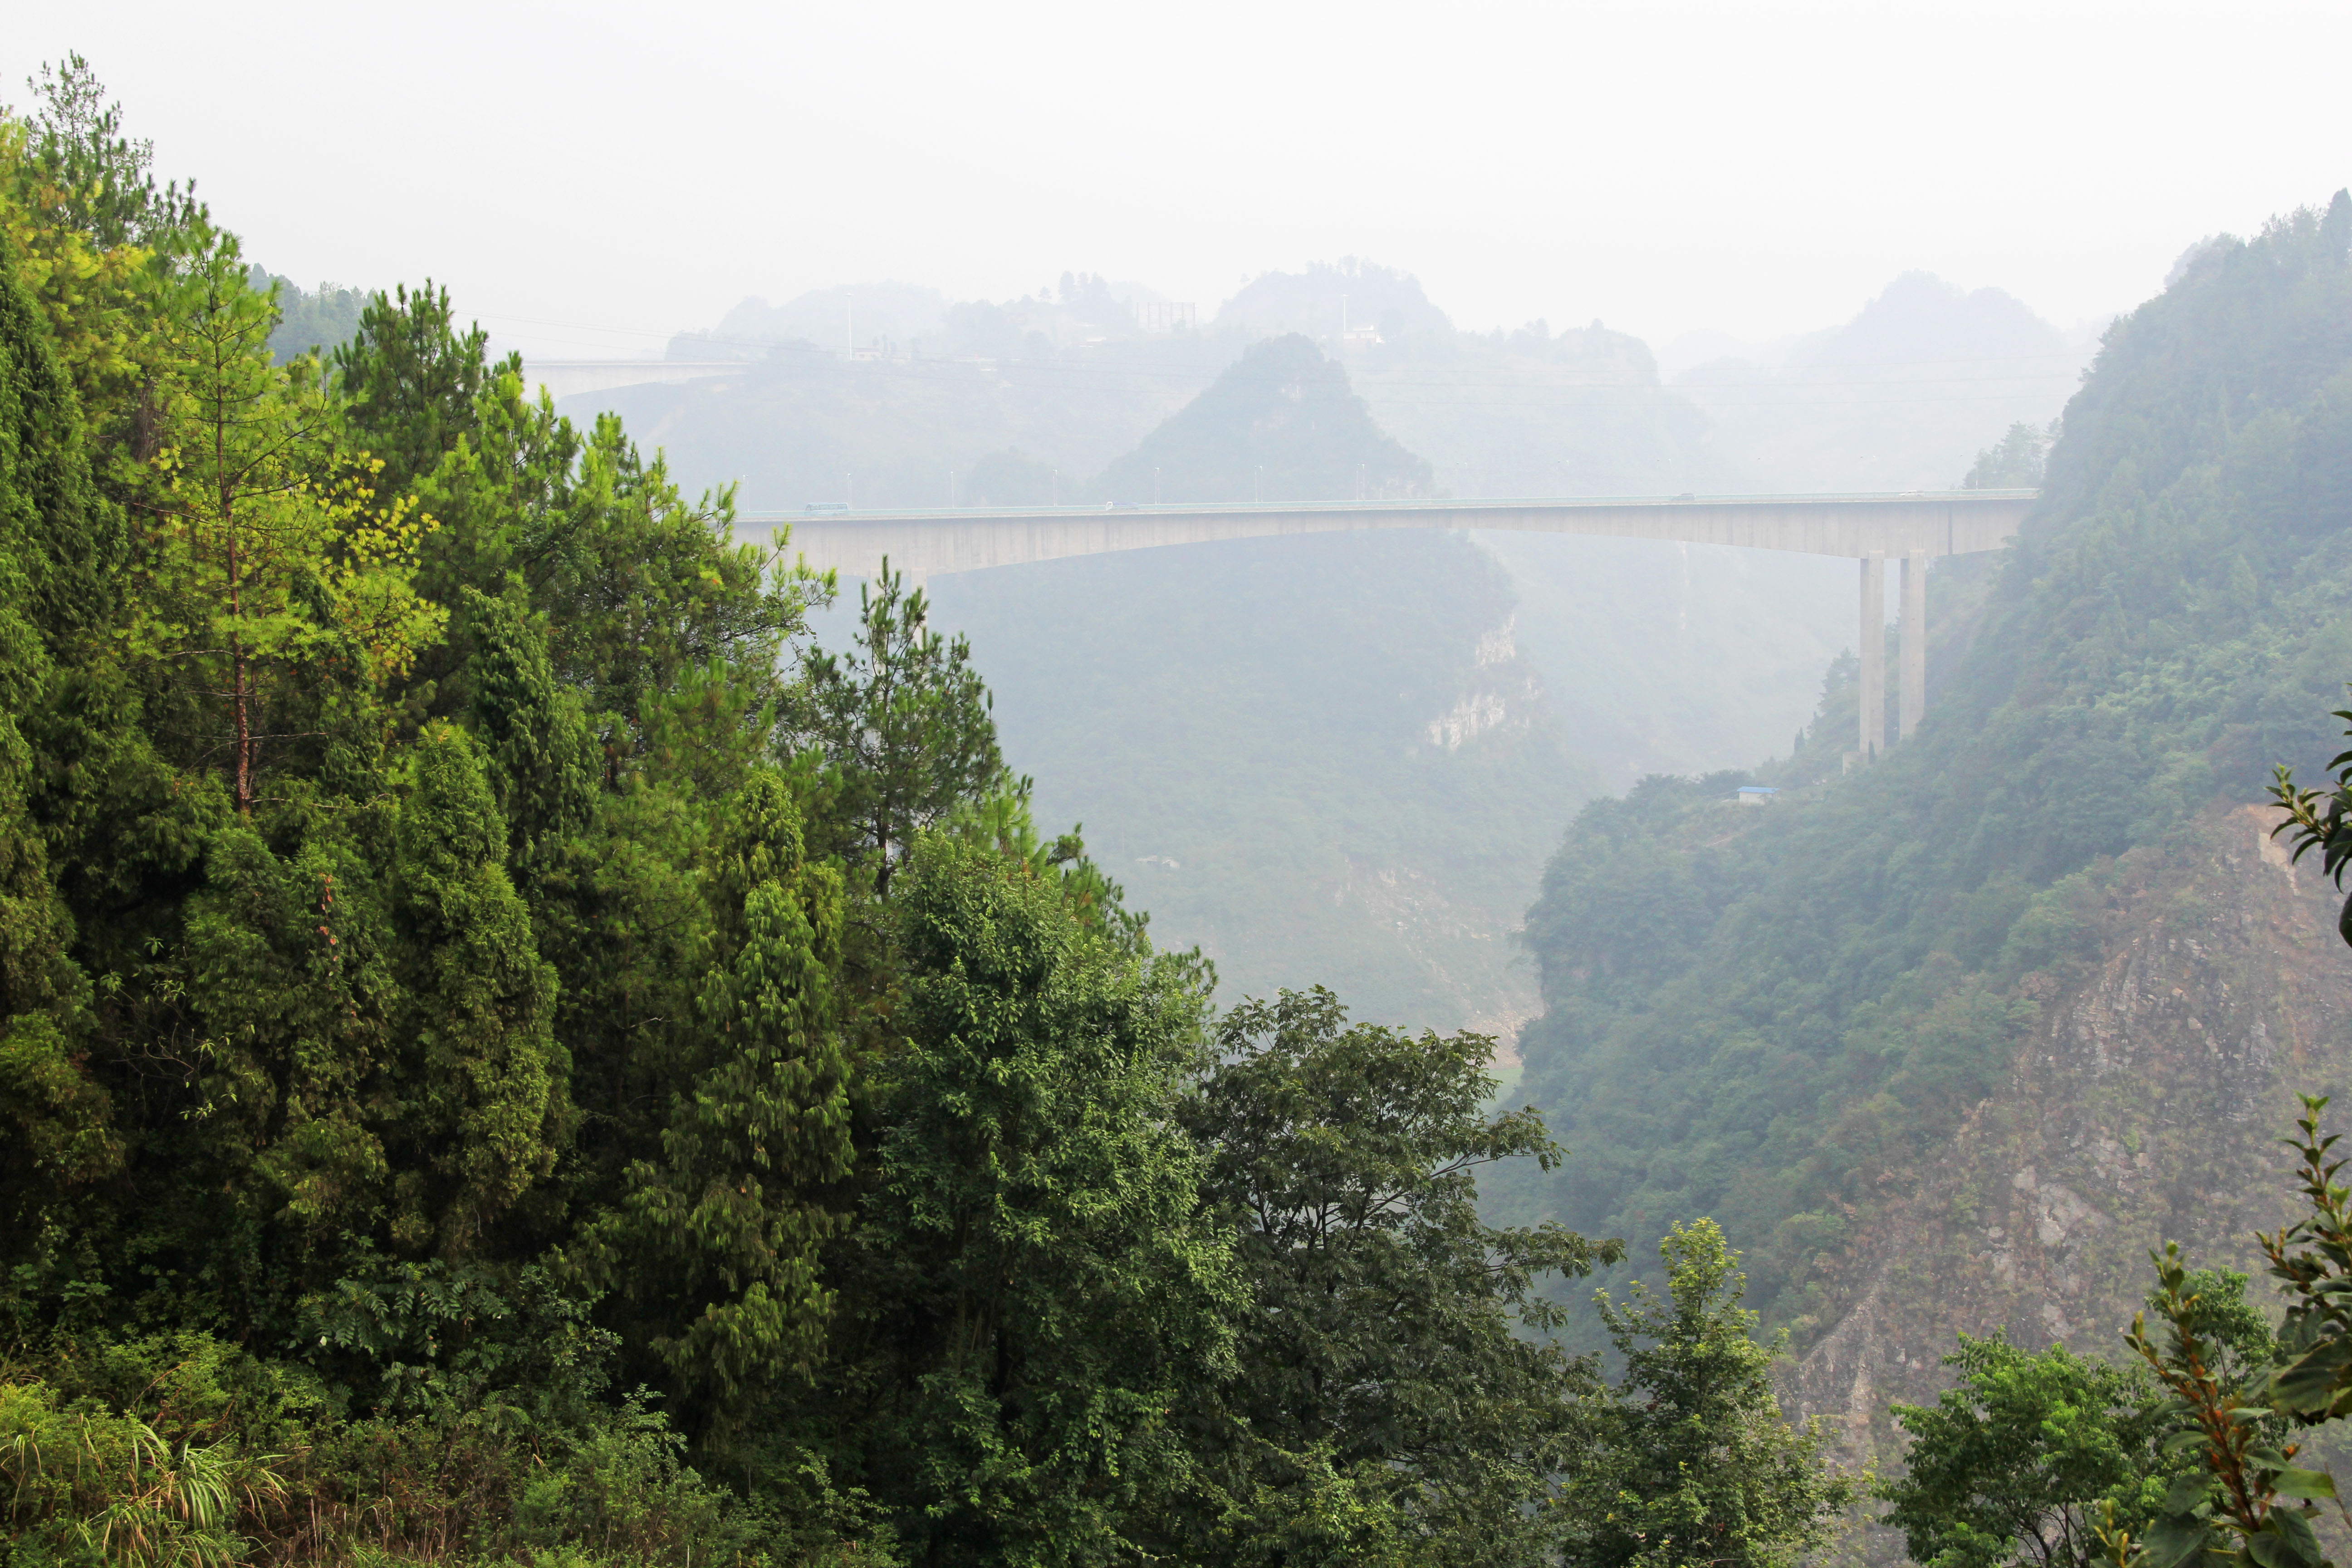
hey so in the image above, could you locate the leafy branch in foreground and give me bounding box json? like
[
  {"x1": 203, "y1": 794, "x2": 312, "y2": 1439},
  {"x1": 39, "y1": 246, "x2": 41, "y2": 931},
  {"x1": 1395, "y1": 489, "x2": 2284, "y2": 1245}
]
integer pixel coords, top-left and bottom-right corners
[
  {"x1": 2263, "y1": 1097, "x2": 2352, "y2": 1428},
  {"x1": 2112, "y1": 1093, "x2": 2352, "y2": 1568},
  {"x1": 2269, "y1": 693, "x2": 2352, "y2": 947},
  {"x1": 2123, "y1": 1245, "x2": 2333, "y2": 1568}
]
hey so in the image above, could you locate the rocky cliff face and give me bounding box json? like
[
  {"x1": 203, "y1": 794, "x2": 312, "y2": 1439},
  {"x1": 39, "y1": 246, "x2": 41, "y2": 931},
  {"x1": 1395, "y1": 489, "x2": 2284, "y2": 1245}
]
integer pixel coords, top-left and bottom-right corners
[{"x1": 1788, "y1": 801, "x2": 2352, "y2": 1480}]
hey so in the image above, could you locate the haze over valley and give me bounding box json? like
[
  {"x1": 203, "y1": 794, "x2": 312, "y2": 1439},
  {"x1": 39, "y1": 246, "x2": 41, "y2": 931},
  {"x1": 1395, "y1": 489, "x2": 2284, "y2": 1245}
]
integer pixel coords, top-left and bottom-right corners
[
  {"x1": 503, "y1": 259, "x2": 2088, "y2": 1037},
  {"x1": 8, "y1": 11, "x2": 2352, "y2": 1568}
]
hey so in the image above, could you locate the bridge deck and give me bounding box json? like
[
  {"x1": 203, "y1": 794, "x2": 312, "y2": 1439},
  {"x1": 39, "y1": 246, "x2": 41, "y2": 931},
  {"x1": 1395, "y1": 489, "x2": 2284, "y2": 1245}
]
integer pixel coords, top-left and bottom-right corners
[{"x1": 744, "y1": 491, "x2": 2037, "y2": 581}]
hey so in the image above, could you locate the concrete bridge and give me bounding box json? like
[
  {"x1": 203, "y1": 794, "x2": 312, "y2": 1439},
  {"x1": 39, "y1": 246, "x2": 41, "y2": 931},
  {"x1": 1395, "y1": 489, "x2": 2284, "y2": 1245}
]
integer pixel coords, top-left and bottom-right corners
[
  {"x1": 743, "y1": 490, "x2": 2038, "y2": 762},
  {"x1": 528, "y1": 359, "x2": 760, "y2": 402}
]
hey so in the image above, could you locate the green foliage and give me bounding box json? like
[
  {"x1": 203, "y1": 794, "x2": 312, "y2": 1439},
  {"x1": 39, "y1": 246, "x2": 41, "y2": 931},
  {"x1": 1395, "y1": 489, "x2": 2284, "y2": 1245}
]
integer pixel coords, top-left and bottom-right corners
[
  {"x1": 0, "y1": 1376, "x2": 286, "y2": 1568},
  {"x1": 331, "y1": 281, "x2": 496, "y2": 498},
  {"x1": 0, "y1": 223, "x2": 116, "y2": 657},
  {"x1": 2122, "y1": 1247, "x2": 2331, "y2": 1568},
  {"x1": 1962, "y1": 420, "x2": 2055, "y2": 490},
  {"x1": 2260, "y1": 1097, "x2": 2352, "y2": 1427},
  {"x1": 1178, "y1": 987, "x2": 1622, "y2": 1564},
  {"x1": 137, "y1": 234, "x2": 441, "y2": 815},
  {"x1": 16, "y1": 54, "x2": 201, "y2": 253},
  {"x1": 1566, "y1": 1220, "x2": 1858, "y2": 1568},
  {"x1": 390, "y1": 723, "x2": 568, "y2": 1258},
  {"x1": 462, "y1": 586, "x2": 598, "y2": 874},
  {"x1": 796, "y1": 564, "x2": 1002, "y2": 896},
  {"x1": 849, "y1": 832, "x2": 1240, "y2": 1565},
  {"x1": 0, "y1": 1320, "x2": 831, "y2": 1568},
  {"x1": 1882, "y1": 1333, "x2": 2176, "y2": 1568},
  {"x1": 2270, "y1": 700, "x2": 2352, "y2": 946},
  {"x1": 586, "y1": 772, "x2": 855, "y2": 1431},
  {"x1": 0, "y1": 225, "x2": 97, "y2": 1035}
]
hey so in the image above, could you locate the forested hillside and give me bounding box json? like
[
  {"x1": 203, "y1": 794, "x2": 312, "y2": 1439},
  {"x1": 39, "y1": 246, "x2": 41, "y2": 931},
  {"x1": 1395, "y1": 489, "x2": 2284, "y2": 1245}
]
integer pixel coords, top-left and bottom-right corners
[
  {"x1": 0, "y1": 62, "x2": 1877, "y2": 1568},
  {"x1": 1501, "y1": 193, "x2": 2352, "y2": 1352}
]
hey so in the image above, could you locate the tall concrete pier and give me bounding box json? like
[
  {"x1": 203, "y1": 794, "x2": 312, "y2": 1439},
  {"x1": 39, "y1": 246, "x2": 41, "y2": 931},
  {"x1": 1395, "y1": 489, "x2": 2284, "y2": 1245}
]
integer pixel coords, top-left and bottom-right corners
[
  {"x1": 1859, "y1": 552, "x2": 1887, "y2": 760},
  {"x1": 750, "y1": 490, "x2": 2036, "y2": 760},
  {"x1": 1901, "y1": 549, "x2": 1929, "y2": 741}
]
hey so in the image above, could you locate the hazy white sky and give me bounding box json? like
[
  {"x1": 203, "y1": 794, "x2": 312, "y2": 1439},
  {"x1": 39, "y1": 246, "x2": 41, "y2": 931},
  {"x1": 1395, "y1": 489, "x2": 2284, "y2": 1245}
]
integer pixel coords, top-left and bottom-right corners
[{"x1": 24, "y1": 1, "x2": 2352, "y2": 360}]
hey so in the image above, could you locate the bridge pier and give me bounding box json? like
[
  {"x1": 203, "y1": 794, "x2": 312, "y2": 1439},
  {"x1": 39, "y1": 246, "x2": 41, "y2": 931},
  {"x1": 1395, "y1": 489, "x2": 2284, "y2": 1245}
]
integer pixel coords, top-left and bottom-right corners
[
  {"x1": 1859, "y1": 552, "x2": 1886, "y2": 759},
  {"x1": 1901, "y1": 549, "x2": 1928, "y2": 740}
]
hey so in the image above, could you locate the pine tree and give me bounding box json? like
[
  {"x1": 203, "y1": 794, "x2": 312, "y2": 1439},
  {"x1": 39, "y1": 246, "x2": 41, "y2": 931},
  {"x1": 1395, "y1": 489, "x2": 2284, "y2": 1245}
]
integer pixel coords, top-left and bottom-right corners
[
  {"x1": 797, "y1": 563, "x2": 1002, "y2": 896},
  {"x1": 332, "y1": 281, "x2": 497, "y2": 497},
  {"x1": 0, "y1": 227, "x2": 118, "y2": 1260},
  {"x1": 134, "y1": 239, "x2": 440, "y2": 815},
  {"x1": 0, "y1": 230, "x2": 93, "y2": 1021},
  {"x1": 464, "y1": 585, "x2": 596, "y2": 873},
  {"x1": 583, "y1": 770, "x2": 855, "y2": 1435},
  {"x1": 391, "y1": 723, "x2": 569, "y2": 1257},
  {"x1": 1566, "y1": 1220, "x2": 1857, "y2": 1568}
]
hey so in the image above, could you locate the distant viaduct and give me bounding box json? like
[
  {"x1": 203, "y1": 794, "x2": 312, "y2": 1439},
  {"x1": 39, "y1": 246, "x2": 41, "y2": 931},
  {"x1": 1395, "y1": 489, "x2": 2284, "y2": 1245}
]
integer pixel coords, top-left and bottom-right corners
[{"x1": 743, "y1": 491, "x2": 2038, "y2": 762}]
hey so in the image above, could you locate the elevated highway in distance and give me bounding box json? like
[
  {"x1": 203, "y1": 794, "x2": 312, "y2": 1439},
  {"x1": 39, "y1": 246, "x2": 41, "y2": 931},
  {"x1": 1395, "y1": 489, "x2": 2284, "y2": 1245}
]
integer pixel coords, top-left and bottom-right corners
[{"x1": 743, "y1": 490, "x2": 2039, "y2": 762}]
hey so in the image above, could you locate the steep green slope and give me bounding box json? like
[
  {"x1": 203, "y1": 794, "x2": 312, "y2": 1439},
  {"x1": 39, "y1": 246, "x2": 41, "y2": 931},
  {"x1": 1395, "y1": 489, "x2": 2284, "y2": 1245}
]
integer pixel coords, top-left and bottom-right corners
[
  {"x1": 1786, "y1": 797, "x2": 2352, "y2": 1465},
  {"x1": 1501, "y1": 192, "x2": 2352, "y2": 1338}
]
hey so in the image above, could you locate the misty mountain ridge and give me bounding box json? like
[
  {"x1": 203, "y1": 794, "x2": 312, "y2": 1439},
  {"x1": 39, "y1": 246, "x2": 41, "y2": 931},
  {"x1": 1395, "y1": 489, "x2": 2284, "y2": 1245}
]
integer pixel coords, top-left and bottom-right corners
[
  {"x1": 1092, "y1": 334, "x2": 1431, "y2": 503},
  {"x1": 1665, "y1": 270, "x2": 2094, "y2": 489},
  {"x1": 632, "y1": 258, "x2": 2080, "y2": 501},
  {"x1": 675, "y1": 281, "x2": 950, "y2": 359},
  {"x1": 671, "y1": 273, "x2": 1184, "y2": 365},
  {"x1": 1212, "y1": 256, "x2": 1455, "y2": 343}
]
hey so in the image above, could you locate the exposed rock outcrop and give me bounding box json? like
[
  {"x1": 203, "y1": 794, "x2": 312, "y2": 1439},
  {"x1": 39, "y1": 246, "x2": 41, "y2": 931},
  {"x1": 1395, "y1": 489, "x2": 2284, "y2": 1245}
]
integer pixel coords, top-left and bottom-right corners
[{"x1": 1790, "y1": 803, "x2": 2352, "y2": 1473}]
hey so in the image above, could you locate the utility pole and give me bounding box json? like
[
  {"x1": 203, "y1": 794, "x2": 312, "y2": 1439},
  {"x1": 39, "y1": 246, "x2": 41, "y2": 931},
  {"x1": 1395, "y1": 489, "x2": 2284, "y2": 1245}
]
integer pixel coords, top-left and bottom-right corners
[
  {"x1": 845, "y1": 472, "x2": 853, "y2": 509},
  {"x1": 1154, "y1": 467, "x2": 1161, "y2": 505}
]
